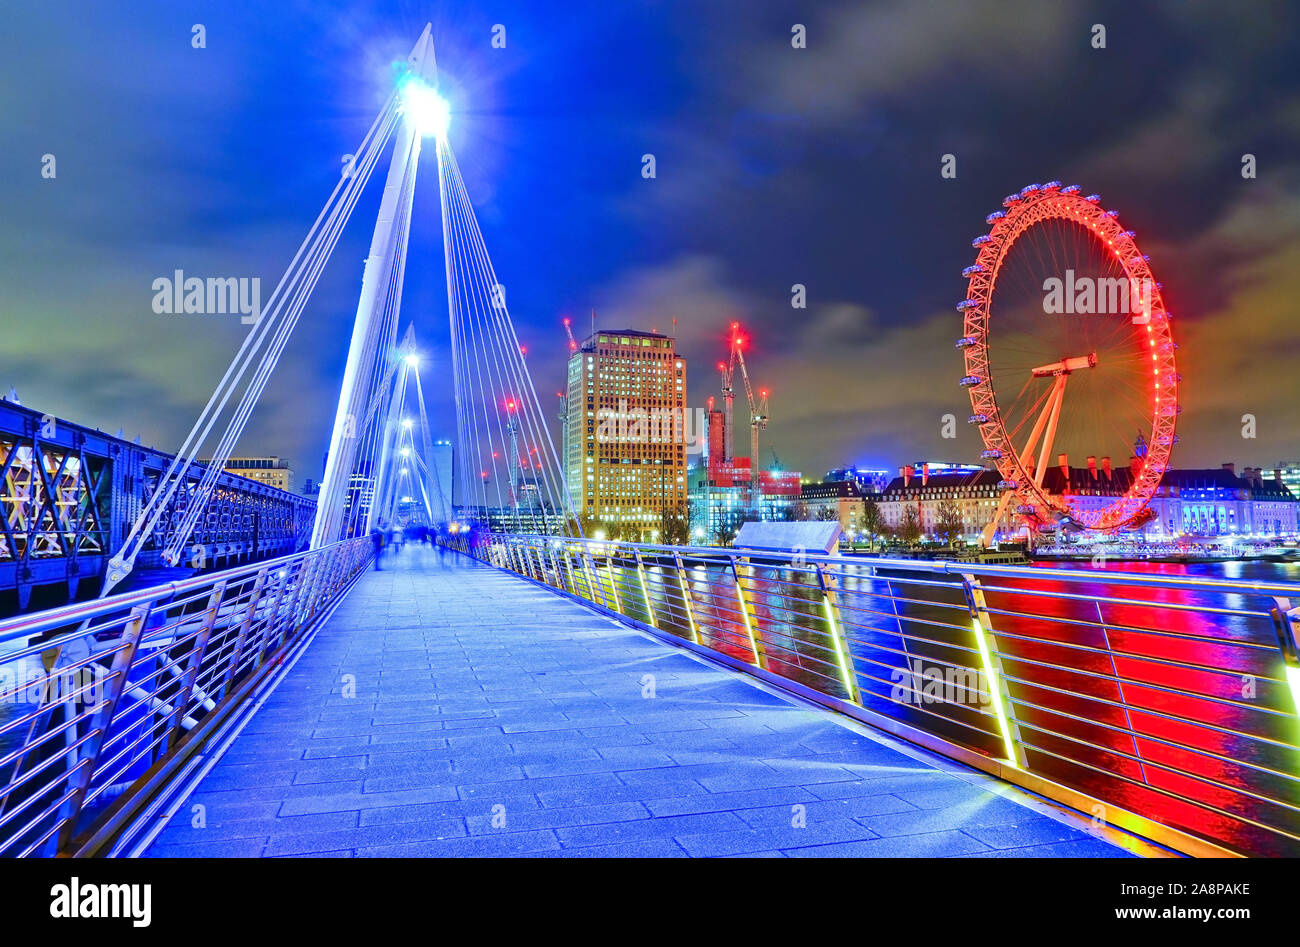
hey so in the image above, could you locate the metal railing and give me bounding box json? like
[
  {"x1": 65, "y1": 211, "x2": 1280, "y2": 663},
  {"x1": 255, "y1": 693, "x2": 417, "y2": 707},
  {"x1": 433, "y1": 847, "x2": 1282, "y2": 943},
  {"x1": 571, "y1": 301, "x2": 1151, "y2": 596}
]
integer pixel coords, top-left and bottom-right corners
[
  {"x1": 451, "y1": 533, "x2": 1300, "y2": 857},
  {"x1": 0, "y1": 536, "x2": 371, "y2": 856}
]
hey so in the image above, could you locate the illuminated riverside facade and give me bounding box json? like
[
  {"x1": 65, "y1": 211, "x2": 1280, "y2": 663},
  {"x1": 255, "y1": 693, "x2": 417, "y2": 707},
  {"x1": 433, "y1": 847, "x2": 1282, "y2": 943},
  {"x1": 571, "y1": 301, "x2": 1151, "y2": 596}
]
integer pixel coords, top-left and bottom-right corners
[
  {"x1": 688, "y1": 460, "x2": 801, "y2": 544},
  {"x1": 878, "y1": 462, "x2": 1300, "y2": 543},
  {"x1": 801, "y1": 478, "x2": 873, "y2": 533},
  {"x1": 564, "y1": 329, "x2": 688, "y2": 538},
  {"x1": 1264, "y1": 462, "x2": 1300, "y2": 503},
  {"x1": 1146, "y1": 466, "x2": 1298, "y2": 537},
  {"x1": 879, "y1": 467, "x2": 1018, "y2": 542},
  {"x1": 203, "y1": 456, "x2": 294, "y2": 492}
]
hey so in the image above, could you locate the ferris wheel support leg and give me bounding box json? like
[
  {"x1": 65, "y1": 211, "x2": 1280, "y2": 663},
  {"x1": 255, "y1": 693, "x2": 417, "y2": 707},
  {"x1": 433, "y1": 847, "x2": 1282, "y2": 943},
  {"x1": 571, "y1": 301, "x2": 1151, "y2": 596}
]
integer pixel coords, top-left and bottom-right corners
[
  {"x1": 1033, "y1": 375, "x2": 1069, "y2": 489},
  {"x1": 981, "y1": 488, "x2": 1017, "y2": 548},
  {"x1": 981, "y1": 374, "x2": 1068, "y2": 547}
]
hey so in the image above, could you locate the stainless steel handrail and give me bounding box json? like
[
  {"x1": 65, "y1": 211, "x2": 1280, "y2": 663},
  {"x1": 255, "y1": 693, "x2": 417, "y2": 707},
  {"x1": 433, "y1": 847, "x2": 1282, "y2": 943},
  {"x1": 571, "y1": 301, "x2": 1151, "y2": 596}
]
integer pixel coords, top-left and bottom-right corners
[
  {"x1": 0, "y1": 537, "x2": 371, "y2": 856},
  {"x1": 450, "y1": 532, "x2": 1300, "y2": 857}
]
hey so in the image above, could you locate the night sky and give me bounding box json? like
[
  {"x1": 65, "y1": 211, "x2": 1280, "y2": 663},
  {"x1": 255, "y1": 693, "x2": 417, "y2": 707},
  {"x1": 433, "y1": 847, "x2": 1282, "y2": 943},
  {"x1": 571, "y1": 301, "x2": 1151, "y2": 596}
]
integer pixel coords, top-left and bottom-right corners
[{"x1": 3, "y1": 0, "x2": 1298, "y2": 484}]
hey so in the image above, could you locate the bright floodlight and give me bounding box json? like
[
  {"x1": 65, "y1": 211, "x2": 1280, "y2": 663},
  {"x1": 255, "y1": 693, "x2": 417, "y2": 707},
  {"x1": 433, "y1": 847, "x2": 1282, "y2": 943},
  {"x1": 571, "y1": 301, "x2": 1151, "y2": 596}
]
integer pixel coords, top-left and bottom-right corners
[
  {"x1": 402, "y1": 418, "x2": 413, "y2": 428},
  {"x1": 400, "y1": 77, "x2": 449, "y2": 140},
  {"x1": 401, "y1": 447, "x2": 411, "y2": 457},
  {"x1": 404, "y1": 352, "x2": 420, "y2": 368}
]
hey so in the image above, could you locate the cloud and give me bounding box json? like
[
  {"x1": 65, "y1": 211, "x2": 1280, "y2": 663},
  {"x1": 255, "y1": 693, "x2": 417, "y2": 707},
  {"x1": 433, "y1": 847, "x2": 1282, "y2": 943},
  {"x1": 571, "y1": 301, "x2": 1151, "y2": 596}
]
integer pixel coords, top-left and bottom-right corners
[
  {"x1": 742, "y1": 0, "x2": 1073, "y2": 123},
  {"x1": 592, "y1": 255, "x2": 982, "y2": 475}
]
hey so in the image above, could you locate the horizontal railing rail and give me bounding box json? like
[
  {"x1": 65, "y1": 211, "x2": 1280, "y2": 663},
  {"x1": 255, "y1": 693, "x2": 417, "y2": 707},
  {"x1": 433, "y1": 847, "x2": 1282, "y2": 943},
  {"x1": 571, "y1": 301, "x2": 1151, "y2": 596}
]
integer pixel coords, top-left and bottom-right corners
[
  {"x1": 448, "y1": 532, "x2": 1300, "y2": 857},
  {"x1": 0, "y1": 537, "x2": 371, "y2": 856}
]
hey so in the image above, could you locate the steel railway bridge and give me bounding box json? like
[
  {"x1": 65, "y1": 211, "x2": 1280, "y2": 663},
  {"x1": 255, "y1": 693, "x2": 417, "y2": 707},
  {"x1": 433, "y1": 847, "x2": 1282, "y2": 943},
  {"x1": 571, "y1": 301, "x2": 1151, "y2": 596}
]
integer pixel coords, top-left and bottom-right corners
[{"x1": 0, "y1": 398, "x2": 314, "y2": 613}]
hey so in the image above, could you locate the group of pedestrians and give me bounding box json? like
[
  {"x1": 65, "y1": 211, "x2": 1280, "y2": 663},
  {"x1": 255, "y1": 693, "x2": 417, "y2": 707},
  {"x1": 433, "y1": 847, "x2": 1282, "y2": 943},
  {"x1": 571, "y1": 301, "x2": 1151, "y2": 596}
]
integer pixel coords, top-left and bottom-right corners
[{"x1": 369, "y1": 520, "x2": 439, "y2": 569}]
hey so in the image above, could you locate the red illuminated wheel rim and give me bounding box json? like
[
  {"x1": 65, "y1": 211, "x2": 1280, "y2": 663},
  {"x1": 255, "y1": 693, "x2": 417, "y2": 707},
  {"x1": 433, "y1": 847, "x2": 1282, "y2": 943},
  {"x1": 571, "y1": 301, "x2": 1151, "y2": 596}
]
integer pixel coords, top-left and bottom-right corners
[{"x1": 959, "y1": 182, "x2": 1178, "y2": 532}]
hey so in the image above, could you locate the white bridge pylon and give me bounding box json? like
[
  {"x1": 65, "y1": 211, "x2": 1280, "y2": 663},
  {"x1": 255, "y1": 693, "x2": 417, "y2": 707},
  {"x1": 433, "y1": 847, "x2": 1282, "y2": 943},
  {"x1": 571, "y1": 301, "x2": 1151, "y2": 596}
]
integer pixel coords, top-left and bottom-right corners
[
  {"x1": 311, "y1": 29, "x2": 434, "y2": 546},
  {"x1": 101, "y1": 23, "x2": 575, "y2": 596}
]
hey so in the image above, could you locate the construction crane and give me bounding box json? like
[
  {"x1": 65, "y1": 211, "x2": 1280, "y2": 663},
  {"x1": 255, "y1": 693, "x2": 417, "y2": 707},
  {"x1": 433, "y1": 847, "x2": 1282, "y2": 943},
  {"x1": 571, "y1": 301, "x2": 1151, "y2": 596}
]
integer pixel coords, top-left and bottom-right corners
[
  {"x1": 727, "y1": 322, "x2": 769, "y2": 503},
  {"x1": 719, "y1": 325, "x2": 739, "y2": 464}
]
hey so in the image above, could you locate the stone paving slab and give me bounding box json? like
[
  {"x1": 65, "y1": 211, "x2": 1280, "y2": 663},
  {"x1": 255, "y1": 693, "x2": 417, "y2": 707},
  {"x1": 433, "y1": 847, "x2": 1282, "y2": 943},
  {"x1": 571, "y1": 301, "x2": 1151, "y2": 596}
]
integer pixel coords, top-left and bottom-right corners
[{"x1": 143, "y1": 545, "x2": 1128, "y2": 858}]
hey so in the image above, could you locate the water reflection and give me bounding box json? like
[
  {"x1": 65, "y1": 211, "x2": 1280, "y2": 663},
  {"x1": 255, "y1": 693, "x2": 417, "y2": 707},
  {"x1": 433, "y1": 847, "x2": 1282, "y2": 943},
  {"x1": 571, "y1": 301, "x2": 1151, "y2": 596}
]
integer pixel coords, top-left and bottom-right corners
[{"x1": 587, "y1": 553, "x2": 1300, "y2": 856}]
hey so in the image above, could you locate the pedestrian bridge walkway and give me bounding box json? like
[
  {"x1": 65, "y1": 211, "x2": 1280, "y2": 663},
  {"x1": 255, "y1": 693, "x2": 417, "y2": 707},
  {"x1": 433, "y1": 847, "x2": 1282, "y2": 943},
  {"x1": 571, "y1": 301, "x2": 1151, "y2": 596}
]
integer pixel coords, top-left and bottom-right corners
[{"x1": 143, "y1": 545, "x2": 1129, "y2": 857}]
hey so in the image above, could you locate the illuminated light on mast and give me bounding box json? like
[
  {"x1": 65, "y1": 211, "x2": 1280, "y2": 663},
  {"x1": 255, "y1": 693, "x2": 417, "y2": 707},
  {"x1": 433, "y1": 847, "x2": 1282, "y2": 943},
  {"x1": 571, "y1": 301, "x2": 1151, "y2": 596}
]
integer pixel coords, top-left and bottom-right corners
[{"x1": 398, "y1": 75, "x2": 450, "y2": 140}]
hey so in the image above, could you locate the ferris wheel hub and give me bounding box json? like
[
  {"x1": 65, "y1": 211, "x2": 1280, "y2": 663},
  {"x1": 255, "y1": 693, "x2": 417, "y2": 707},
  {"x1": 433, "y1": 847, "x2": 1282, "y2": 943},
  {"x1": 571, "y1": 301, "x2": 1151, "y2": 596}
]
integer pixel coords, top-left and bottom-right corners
[{"x1": 1031, "y1": 352, "x2": 1097, "y2": 377}]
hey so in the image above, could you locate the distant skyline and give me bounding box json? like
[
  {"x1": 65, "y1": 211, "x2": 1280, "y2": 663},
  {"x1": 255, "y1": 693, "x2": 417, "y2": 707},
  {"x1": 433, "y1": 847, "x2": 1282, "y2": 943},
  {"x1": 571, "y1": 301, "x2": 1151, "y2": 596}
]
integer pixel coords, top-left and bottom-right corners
[{"x1": 3, "y1": 1, "x2": 1299, "y2": 483}]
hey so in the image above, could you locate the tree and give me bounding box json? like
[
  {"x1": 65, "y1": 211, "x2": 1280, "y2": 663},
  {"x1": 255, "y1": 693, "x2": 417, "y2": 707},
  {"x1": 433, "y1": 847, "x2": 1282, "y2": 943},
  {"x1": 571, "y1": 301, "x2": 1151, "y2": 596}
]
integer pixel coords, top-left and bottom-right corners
[
  {"x1": 658, "y1": 503, "x2": 691, "y2": 545},
  {"x1": 935, "y1": 498, "x2": 964, "y2": 548},
  {"x1": 899, "y1": 505, "x2": 922, "y2": 546},
  {"x1": 861, "y1": 497, "x2": 882, "y2": 550}
]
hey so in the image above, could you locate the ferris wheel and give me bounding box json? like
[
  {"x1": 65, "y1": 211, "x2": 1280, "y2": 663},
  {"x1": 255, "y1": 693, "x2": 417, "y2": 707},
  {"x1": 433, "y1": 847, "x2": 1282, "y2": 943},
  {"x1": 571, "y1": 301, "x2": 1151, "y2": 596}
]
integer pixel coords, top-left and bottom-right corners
[{"x1": 957, "y1": 182, "x2": 1179, "y2": 544}]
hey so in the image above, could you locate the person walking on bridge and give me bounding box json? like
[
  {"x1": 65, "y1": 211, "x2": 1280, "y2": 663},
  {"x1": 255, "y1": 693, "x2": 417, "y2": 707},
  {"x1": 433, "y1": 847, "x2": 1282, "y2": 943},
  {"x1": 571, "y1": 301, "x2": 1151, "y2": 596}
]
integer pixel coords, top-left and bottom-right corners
[{"x1": 370, "y1": 521, "x2": 386, "y2": 570}]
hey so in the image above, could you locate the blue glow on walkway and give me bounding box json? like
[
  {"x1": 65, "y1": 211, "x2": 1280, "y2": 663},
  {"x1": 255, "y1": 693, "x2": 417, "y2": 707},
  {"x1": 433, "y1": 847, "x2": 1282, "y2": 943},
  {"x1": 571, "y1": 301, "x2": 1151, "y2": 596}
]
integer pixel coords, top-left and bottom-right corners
[{"x1": 143, "y1": 546, "x2": 1124, "y2": 857}]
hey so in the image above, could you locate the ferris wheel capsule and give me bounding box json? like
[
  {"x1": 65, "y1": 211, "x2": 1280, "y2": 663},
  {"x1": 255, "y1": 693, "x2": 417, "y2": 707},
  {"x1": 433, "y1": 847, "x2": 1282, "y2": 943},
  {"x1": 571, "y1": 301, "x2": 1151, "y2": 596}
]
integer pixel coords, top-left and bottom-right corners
[
  {"x1": 972, "y1": 235, "x2": 994, "y2": 247},
  {"x1": 1042, "y1": 180, "x2": 1062, "y2": 190},
  {"x1": 985, "y1": 210, "x2": 1006, "y2": 224},
  {"x1": 1060, "y1": 185, "x2": 1081, "y2": 194},
  {"x1": 962, "y1": 264, "x2": 986, "y2": 277},
  {"x1": 1084, "y1": 193, "x2": 1101, "y2": 203},
  {"x1": 956, "y1": 299, "x2": 979, "y2": 311}
]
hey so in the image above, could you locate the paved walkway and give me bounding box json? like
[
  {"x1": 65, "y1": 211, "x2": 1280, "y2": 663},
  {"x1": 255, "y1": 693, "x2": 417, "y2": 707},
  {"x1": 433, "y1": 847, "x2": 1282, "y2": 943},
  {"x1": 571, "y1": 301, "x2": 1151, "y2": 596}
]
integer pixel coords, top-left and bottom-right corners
[{"x1": 144, "y1": 545, "x2": 1126, "y2": 858}]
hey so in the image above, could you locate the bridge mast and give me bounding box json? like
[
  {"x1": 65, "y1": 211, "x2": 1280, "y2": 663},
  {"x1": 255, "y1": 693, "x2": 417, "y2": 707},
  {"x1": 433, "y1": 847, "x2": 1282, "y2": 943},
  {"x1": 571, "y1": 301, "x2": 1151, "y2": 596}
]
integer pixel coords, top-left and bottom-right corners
[{"x1": 312, "y1": 25, "x2": 437, "y2": 547}]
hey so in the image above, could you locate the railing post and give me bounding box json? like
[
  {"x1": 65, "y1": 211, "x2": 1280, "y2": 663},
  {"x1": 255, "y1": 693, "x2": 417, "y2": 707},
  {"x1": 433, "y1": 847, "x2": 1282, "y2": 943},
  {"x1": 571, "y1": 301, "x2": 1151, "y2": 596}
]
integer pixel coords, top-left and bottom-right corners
[
  {"x1": 284, "y1": 556, "x2": 317, "y2": 638},
  {"x1": 256, "y1": 566, "x2": 294, "y2": 668},
  {"x1": 222, "y1": 567, "x2": 269, "y2": 697},
  {"x1": 604, "y1": 545, "x2": 623, "y2": 613},
  {"x1": 960, "y1": 572, "x2": 1025, "y2": 769},
  {"x1": 547, "y1": 543, "x2": 565, "y2": 591},
  {"x1": 1269, "y1": 596, "x2": 1300, "y2": 716},
  {"x1": 560, "y1": 545, "x2": 577, "y2": 595},
  {"x1": 731, "y1": 556, "x2": 766, "y2": 669},
  {"x1": 291, "y1": 553, "x2": 323, "y2": 626},
  {"x1": 1094, "y1": 599, "x2": 1148, "y2": 784},
  {"x1": 814, "y1": 562, "x2": 860, "y2": 704},
  {"x1": 56, "y1": 603, "x2": 150, "y2": 851},
  {"x1": 582, "y1": 549, "x2": 603, "y2": 607},
  {"x1": 633, "y1": 549, "x2": 657, "y2": 629},
  {"x1": 673, "y1": 552, "x2": 700, "y2": 644},
  {"x1": 160, "y1": 581, "x2": 225, "y2": 754}
]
